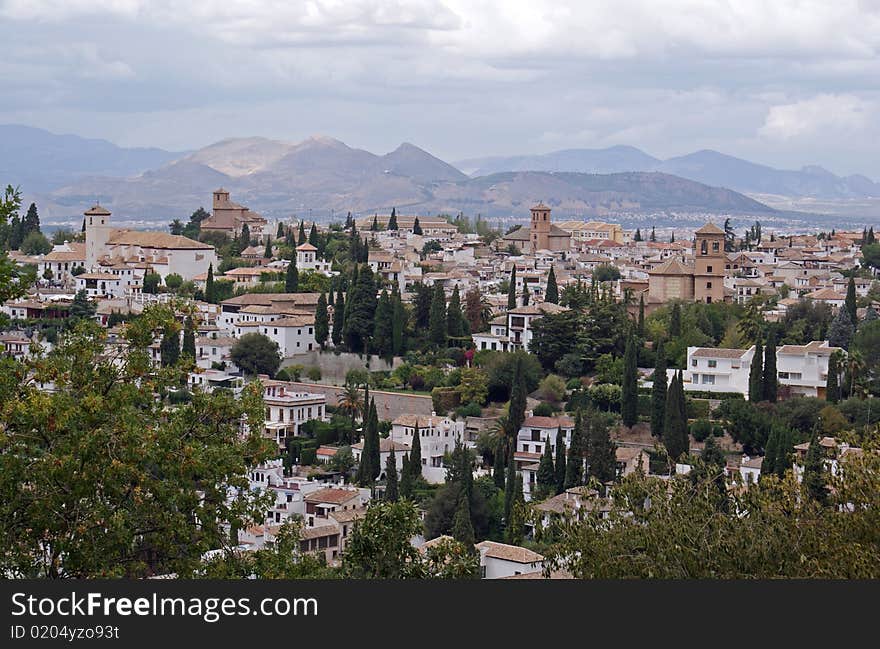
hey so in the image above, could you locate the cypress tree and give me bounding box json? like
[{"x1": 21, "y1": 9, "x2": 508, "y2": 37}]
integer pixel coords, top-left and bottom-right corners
[
  {"x1": 826, "y1": 352, "x2": 840, "y2": 404},
  {"x1": 621, "y1": 335, "x2": 638, "y2": 427},
  {"x1": 373, "y1": 289, "x2": 394, "y2": 359},
  {"x1": 868, "y1": 227, "x2": 877, "y2": 245},
  {"x1": 332, "y1": 292, "x2": 345, "y2": 347},
  {"x1": 239, "y1": 223, "x2": 251, "y2": 249},
  {"x1": 368, "y1": 398, "x2": 380, "y2": 481},
  {"x1": 493, "y1": 437, "x2": 506, "y2": 489},
  {"x1": 763, "y1": 426, "x2": 778, "y2": 477},
  {"x1": 429, "y1": 283, "x2": 447, "y2": 346},
  {"x1": 508, "y1": 356, "x2": 528, "y2": 436},
  {"x1": 160, "y1": 325, "x2": 180, "y2": 368},
  {"x1": 774, "y1": 427, "x2": 793, "y2": 478},
  {"x1": 651, "y1": 340, "x2": 667, "y2": 438},
  {"x1": 554, "y1": 428, "x2": 566, "y2": 495},
  {"x1": 308, "y1": 223, "x2": 319, "y2": 247},
  {"x1": 391, "y1": 286, "x2": 405, "y2": 356},
  {"x1": 385, "y1": 445, "x2": 399, "y2": 502},
  {"x1": 662, "y1": 373, "x2": 688, "y2": 461},
  {"x1": 205, "y1": 263, "x2": 216, "y2": 303},
  {"x1": 564, "y1": 410, "x2": 585, "y2": 489},
  {"x1": 503, "y1": 439, "x2": 516, "y2": 529},
  {"x1": 650, "y1": 226, "x2": 656, "y2": 242},
  {"x1": 298, "y1": 220, "x2": 307, "y2": 244},
  {"x1": 763, "y1": 327, "x2": 778, "y2": 402},
  {"x1": 388, "y1": 207, "x2": 398, "y2": 231},
  {"x1": 803, "y1": 430, "x2": 827, "y2": 503},
  {"x1": 276, "y1": 222, "x2": 285, "y2": 238},
  {"x1": 828, "y1": 307, "x2": 854, "y2": 350},
  {"x1": 264, "y1": 237, "x2": 272, "y2": 258},
  {"x1": 315, "y1": 292, "x2": 329, "y2": 348},
  {"x1": 587, "y1": 411, "x2": 617, "y2": 484},
  {"x1": 343, "y1": 264, "x2": 378, "y2": 353},
  {"x1": 446, "y1": 285, "x2": 465, "y2": 338},
  {"x1": 507, "y1": 265, "x2": 518, "y2": 310},
  {"x1": 846, "y1": 276, "x2": 858, "y2": 325},
  {"x1": 522, "y1": 282, "x2": 530, "y2": 306},
  {"x1": 634, "y1": 228, "x2": 642, "y2": 242},
  {"x1": 669, "y1": 303, "x2": 681, "y2": 337},
  {"x1": 535, "y1": 442, "x2": 556, "y2": 499},
  {"x1": 452, "y1": 492, "x2": 475, "y2": 547},
  {"x1": 412, "y1": 217, "x2": 422, "y2": 235},
  {"x1": 371, "y1": 214, "x2": 379, "y2": 231},
  {"x1": 749, "y1": 337, "x2": 764, "y2": 402},
  {"x1": 505, "y1": 473, "x2": 525, "y2": 545},
  {"x1": 399, "y1": 454, "x2": 413, "y2": 499},
  {"x1": 182, "y1": 316, "x2": 196, "y2": 359},
  {"x1": 545, "y1": 266, "x2": 559, "y2": 304},
  {"x1": 409, "y1": 422, "x2": 422, "y2": 479},
  {"x1": 285, "y1": 257, "x2": 299, "y2": 292},
  {"x1": 637, "y1": 293, "x2": 645, "y2": 337}
]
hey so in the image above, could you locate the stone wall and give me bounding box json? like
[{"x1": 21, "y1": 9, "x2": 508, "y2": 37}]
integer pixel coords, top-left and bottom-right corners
[{"x1": 286, "y1": 381, "x2": 435, "y2": 421}]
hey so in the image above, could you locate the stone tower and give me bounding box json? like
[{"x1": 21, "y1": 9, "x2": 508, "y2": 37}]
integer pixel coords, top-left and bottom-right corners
[
  {"x1": 530, "y1": 203, "x2": 551, "y2": 252},
  {"x1": 693, "y1": 222, "x2": 726, "y2": 304},
  {"x1": 84, "y1": 203, "x2": 113, "y2": 269}
]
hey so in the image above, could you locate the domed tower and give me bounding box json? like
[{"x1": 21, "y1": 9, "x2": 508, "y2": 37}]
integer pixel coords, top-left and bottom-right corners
[
  {"x1": 530, "y1": 203, "x2": 551, "y2": 252},
  {"x1": 693, "y1": 222, "x2": 726, "y2": 304},
  {"x1": 84, "y1": 203, "x2": 113, "y2": 269}
]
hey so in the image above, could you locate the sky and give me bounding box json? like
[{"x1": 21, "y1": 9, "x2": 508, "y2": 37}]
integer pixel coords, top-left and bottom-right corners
[{"x1": 1, "y1": 0, "x2": 879, "y2": 178}]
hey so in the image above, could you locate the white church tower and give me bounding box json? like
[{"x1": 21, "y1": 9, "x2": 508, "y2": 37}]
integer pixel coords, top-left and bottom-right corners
[{"x1": 84, "y1": 203, "x2": 113, "y2": 269}]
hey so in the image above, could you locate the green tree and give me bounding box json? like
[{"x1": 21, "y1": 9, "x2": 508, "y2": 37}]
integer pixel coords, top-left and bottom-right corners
[
  {"x1": 69, "y1": 289, "x2": 96, "y2": 322},
  {"x1": 391, "y1": 286, "x2": 405, "y2": 356},
  {"x1": 343, "y1": 264, "x2": 377, "y2": 353},
  {"x1": 205, "y1": 263, "x2": 216, "y2": 303},
  {"x1": 535, "y1": 442, "x2": 556, "y2": 500},
  {"x1": 182, "y1": 316, "x2": 196, "y2": 360},
  {"x1": 651, "y1": 340, "x2": 668, "y2": 438},
  {"x1": 451, "y1": 492, "x2": 475, "y2": 547},
  {"x1": 507, "y1": 265, "x2": 517, "y2": 310},
  {"x1": 803, "y1": 430, "x2": 827, "y2": 504},
  {"x1": 332, "y1": 291, "x2": 345, "y2": 347},
  {"x1": 749, "y1": 337, "x2": 764, "y2": 402},
  {"x1": 663, "y1": 372, "x2": 688, "y2": 462},
  {"x1": 298, "y1": 221, "x2": 307, "y2": 244},
  {"x1": 373, "y1": 289, "x2": 394, "y2": 360},
  {"x1": 399, "y1": 454, "x2": 413, "y2": 499},
  {"x1": 409, "y1": 424, "x2": 422, "y2": 479},
  {"x1": 412, "y1": 217, "x2": 423, "y2": 235},
  {"x1": 20, "y1": 231, "x2": 51, "y2": 255},
  {"x1": 845, "y1": 276, "x2": 858, "y2": 324},
  {"x1": 669, "y1": 303, "x2": 681, "y2": 337},
  {"x1": 621, "y1": 335, "x2": 639, "y2": 427},
  {"x1": 826, "y1": 351, "x2": 841, "y2": 404},
  {"x1": 263, "y1": 237, "x2": 272, "y2": 258},
  {"x1": 493, "y1": 436, "x2": 506, "y2": 489},
  {"x1": 160, "y1": 323, "x2": 180, "y2": 367},
  {"x1": 545, "y1": 266, "x2": 559, "y2": 304},
  {"x1": 285, "y1": 258, "x2": 299, "y2": 292},
  {"x1": 554, "y1": 428, "x2": 566, "y2": 494},
  {"x1": 230, "y1": 333, "x2": 282, "y2": 377},
  {"x1": 565, "y1": 410, "x2": 585, "y2": 488},
  {"x1": 586, "y1": 411, "x2": 617, "y2": 484},
  {"x1": 446, "y1": 285, "x2": 466, "y2": 338},
  {"x1": 763, "y1": 327, "x2": 778, "y2": 402},
  {"x1": 388, "y1": 207, "x2": 399, "y2": 231},
  {"x1": 308, "y1": 223, "x2": 319, "y2": 248},
  {"x1": 429, "y1": 282, "x2": 447, "y2": 346},
  {"x1": 828, "y1": 308, "x2": 854, "y2": 350},
  {"x1": 239, "y1": 223, "x2": 251, "y2": 250},
  {"x1": 522, "y1": 282, "x2": 530, "y2": 306},
  {"x1": 315, "y1": 292, "x2": 329, "y2": 348},
  {"x1": 637, "y1": 293, "x2": 645, "y2": 337},
  {"x1": 385, "y1": 445, "x2": 399, "y2": 502},
  {"x1": 0, "y1": 309, "x2": 275, "y2": 577},
  {"x1": 142, "y1": 272, "x2": 161, "y2": 295}
]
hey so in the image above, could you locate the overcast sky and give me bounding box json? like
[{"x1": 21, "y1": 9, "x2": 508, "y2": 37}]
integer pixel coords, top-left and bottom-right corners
[{"x1": 2, "y1": 0, "x2": 879, "y2": 178}]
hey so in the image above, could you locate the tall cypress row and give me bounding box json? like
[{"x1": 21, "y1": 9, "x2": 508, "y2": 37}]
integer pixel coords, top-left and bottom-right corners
[
  {"x1": 507, "y1": 265, "x2": 517, "y2": 310},
  {"x1": 545, "y1": 266, "x2": 559, "y2": 304},
  {"x1": 651, "y1": 340, "x2": 668, "y2": 438},
  {"x1": 749, "y1": 336, "x2": 764, "y2": 402},
  {"x1": 564, "y1": 410, "x2": 585, "y2": 489},
  {"x1": 385, "y1": 445, "x2": 399, "y2": 502},
  {"x1": 554, "y1": 428, "x2": 566, "y2": 495},
  {"x1": 763, "y1": 327, "x2": 778, "y2": 402},
  {"x1": 621, "y1": 335, "x2": 638, "y2": 427}
]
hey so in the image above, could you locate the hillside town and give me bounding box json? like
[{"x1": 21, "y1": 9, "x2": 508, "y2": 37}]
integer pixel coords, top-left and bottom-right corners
[{"x1": 1, "y1": 184, "x2": 879, "y2": 580}]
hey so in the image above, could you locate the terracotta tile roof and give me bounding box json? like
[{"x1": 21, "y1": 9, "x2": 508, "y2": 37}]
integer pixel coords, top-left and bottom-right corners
[
  {"x1": 691, "y1": 348, "x2": 749, "y2": 359},
  {"x1": 107, "y1": 230, "x2": 214, "y2": 250},
  {"x1": 475, "y1": 541, "x2": 544, "y2": 564},
  {"x1": 303, "y1": 488, "x2": 361, "y2": 505},
  {"x1": 695, "y1": 222, "x2": 725, "y2": 235}
]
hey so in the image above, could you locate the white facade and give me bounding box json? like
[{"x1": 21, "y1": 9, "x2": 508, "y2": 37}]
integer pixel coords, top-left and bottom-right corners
[
  {"x1": 390, "y1": 414, "x2": 468, "y2": 483},
  {"x1": 777, "y1": 341, "x2": 840, "y2": 398},
  {"x1": 261, "y1": 381, "x2": 328, "y2": 449},
  {"x1": 685, "y1": 347, "x2": 754, "y2": 395}
]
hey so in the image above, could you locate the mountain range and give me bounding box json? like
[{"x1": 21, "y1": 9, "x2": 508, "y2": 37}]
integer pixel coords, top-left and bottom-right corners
[
  {"x1": 4, "y1": 124, "x2": 877, "y2": 225},
  {"x1": 456, "y1": 146, "x2": 880, "y2": 200}
]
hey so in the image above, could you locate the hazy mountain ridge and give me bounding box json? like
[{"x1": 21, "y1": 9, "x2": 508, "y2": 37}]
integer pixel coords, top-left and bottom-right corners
[{"x1": 458, "y1": 147, "x2": 880, "y2": 200}]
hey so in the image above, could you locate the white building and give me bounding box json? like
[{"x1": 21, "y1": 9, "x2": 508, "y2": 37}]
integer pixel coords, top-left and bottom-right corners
[
  {"x1": 390, "y1": 413, "x2": 468, "y2": 483},
  {"x1": 776, "y1": 341, "x2": 841, "y2": 398},
  {"x1": 235, "y1": 314, "x2": 318, "y2": 357},
  {"x1": 84, "y1": 203, "x2": 217, "y2": 281},
  {"x1": 472, "y1": 302, "x2": 568, "y2": 353},
  {"x1": 296, "y1": 243, "x2": 333, "y2": 275},
  {"x1": 261, "y1": 380, "x2": 328, "y2": 449},
  {"x1": 39, "y1": 242, "x2": 85, "y2": 285},
  {"x1": 475, "y1": 541, "x2": 545, "y2": 579},
  {"x1": 75, "y1": 272, "x2": 127, "y2": 299}
]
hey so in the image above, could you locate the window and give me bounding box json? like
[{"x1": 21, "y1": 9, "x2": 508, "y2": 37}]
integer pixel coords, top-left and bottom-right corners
[
  {"x1": 706, "y1": 282, "x2": 712, "y2": 289},
  {"x1": 708, "y1": 360, "x2": 717, "y2": 368},
  {"x1": 706, "y1": 265, "x2": 713, "y2": 273},
  {"x1": 702, "y1": 375, "x2": 715, "y2": 384},
  {"x1": 712, "y1": 241, "x2": 720, "y2": 252},
  {"x1": 692, "y1": 359, "x2": 698, "y2": 367}
]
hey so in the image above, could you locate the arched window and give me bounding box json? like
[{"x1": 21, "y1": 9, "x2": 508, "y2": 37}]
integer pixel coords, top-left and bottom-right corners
[{"x1": 700, "y1": 239, "x2": 708, "y2": 254}]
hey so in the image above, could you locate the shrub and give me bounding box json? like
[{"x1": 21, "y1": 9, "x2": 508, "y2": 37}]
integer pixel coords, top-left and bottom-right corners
[
  {"x1": 687, "y1": 398, "x2": 711, "y2": 420},
  {"x1": 532, "y1": 402, "x2": 556, "y2": 417},
  {"x1": 690, "y1": 418, "x2": 713, "y2": 442},
  {"x1": 537, "y1": 374, "x2": 567, "y2": 402},
  {"x1": 306, "y1": 366, "x2": 322, "y2": 381},
  {"x1": 455, "y1": 402, "x2": 483, "y2": 419},
  {"x1": 431, "y1": 387, "x2": 461, "y2": 415}
]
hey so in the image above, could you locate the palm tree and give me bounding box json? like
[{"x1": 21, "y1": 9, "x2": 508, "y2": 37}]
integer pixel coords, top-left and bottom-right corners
[{"x1": 337, "y1": 383, "x2": 364, "y2": 446}]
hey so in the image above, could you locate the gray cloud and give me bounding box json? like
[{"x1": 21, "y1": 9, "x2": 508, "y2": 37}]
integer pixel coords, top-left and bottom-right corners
[{"x1": 0, "y1": 0, "x2": 878, "y2": 178}]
